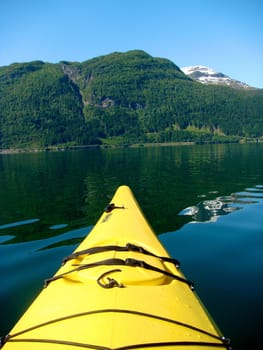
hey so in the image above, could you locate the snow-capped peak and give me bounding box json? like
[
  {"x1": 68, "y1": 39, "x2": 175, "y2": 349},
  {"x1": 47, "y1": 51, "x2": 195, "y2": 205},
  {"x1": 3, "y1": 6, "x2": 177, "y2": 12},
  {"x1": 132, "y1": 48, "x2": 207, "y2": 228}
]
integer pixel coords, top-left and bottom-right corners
[
  {"x1": 181, "y1": 65, "x2": 252, "y2": 89},
  {"x1": 181, "y1": 66, "x2": 218, "y2": 76}
]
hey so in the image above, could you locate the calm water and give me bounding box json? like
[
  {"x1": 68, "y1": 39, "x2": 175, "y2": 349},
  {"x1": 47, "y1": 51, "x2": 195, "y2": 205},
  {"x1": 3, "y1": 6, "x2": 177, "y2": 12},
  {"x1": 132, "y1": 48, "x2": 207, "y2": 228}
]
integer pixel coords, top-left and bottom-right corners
[{"x1": 0, "y1": 143, "x2": 263, "y2": 349}]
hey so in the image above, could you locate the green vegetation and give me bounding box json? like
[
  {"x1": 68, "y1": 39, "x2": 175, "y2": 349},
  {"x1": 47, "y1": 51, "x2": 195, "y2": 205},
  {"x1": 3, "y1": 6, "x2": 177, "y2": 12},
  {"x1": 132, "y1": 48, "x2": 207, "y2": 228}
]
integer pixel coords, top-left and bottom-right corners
[{"x1": 0, "y1": 50, "x2": 262, "y2": 149}]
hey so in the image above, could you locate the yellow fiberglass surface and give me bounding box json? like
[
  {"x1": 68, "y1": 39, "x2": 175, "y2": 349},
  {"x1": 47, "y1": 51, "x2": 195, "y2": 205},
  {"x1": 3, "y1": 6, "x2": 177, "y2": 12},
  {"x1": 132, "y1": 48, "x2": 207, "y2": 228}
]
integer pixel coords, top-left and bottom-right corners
[{"x1": 1, "y1": 185, "x2": 230, "y2": 350}]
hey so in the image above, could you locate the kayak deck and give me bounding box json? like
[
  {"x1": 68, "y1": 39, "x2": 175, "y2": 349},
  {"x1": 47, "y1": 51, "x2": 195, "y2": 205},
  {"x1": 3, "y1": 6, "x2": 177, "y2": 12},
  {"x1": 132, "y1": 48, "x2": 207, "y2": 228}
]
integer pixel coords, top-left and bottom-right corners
[{"x1": 1, "y1": 185, "x2": 230, "y2": 349}]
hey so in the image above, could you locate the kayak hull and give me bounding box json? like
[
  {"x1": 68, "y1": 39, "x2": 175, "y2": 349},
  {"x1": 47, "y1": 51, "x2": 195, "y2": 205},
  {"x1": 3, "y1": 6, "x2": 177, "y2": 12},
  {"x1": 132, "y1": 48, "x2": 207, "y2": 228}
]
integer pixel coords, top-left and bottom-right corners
[{"x1": 1, "y1": 186, "x2": 229, "y2": 349}]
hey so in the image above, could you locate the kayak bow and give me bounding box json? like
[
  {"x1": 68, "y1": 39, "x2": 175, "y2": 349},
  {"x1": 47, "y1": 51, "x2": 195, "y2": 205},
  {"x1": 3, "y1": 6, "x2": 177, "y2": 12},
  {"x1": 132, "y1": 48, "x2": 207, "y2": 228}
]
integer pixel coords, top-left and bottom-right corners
[{"x1": 1, "y1": 185, "x2": 230, "y2": 349}]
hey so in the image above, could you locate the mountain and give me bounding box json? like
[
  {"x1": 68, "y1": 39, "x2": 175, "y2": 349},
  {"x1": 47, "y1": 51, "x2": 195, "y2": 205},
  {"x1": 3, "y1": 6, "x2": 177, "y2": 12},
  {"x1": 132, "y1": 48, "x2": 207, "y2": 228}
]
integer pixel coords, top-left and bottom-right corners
[
  {"x1": 0, "y1": 50, "x2": 263, "y2": 150},
  {"x1": 181, "y1": 65, "x2": 252, "y2": 89}
]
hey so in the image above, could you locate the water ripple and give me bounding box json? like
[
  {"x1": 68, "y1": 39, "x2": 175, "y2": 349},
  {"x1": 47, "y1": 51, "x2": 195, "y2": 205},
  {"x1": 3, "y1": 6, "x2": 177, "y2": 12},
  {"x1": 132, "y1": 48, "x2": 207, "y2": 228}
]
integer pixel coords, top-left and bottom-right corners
[
  {"x1": 49, "y1": 224, "x2": 68, "y2": 230},
  {"x1": 0, "y1": 218, "x2": 40, "y2": 230},
  {"x1": 179, "y1": 185, "x2": 263, "y2": 223}
]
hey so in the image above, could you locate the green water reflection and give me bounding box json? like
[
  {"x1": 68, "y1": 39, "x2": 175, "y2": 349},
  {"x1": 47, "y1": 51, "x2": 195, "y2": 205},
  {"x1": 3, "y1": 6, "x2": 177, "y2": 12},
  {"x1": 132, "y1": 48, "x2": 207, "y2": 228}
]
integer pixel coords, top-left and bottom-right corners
[{"x1": 1, "y1": 144, "x2": 263, "y2": 243}]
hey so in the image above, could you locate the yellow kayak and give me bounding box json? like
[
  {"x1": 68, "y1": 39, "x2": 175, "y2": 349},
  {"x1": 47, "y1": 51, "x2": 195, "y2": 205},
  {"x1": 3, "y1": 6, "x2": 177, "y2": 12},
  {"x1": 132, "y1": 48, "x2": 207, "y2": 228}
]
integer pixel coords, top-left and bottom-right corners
[{"x1": 1, "y1": 185, "x2": 230, "y2": 349}]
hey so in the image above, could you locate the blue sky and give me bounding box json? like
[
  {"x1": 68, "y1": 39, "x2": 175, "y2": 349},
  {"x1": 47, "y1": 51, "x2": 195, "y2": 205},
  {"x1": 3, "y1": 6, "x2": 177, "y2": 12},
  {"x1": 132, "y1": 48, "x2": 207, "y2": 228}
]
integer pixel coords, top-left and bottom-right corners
[{"x1": 1, "y1": 0, "x2": 262, "y2": 88}]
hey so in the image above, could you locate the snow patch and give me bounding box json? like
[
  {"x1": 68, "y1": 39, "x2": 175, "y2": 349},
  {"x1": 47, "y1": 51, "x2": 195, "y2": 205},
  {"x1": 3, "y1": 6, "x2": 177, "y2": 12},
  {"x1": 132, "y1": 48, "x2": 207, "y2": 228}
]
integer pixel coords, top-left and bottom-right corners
[{"x1": 181, "y1": 65, "x2": 251, "y2": 89}]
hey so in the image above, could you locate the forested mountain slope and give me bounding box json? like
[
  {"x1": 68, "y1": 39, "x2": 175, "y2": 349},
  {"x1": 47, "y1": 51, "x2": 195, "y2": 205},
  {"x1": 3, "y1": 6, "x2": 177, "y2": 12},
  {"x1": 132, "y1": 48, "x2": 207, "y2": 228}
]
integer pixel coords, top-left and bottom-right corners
[{"x1": 0, "y1": 50, "x2": 262, "y2": 149}]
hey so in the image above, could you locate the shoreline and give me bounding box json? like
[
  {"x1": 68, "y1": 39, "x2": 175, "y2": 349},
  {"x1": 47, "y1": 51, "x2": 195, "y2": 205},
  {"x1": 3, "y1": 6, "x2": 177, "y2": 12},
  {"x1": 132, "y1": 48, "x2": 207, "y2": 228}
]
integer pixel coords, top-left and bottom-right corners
[{"x1": 0, "y1": 139, "x2": 261, "y2": 155}]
